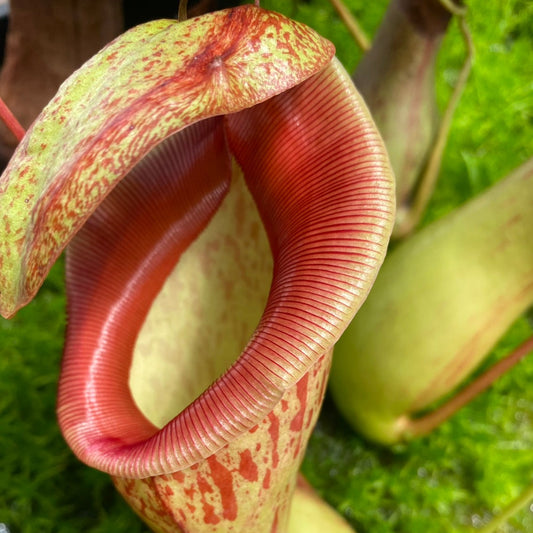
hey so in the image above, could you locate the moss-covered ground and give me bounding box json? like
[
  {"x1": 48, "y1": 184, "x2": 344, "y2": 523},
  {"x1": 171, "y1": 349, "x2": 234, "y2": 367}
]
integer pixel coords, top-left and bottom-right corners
[{"x1": 1, "y1": 1, "x2": 532, "y2": 532}]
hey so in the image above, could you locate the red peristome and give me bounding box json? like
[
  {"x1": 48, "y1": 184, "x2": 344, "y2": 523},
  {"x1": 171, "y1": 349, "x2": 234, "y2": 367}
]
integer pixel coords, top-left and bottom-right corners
[
  {"x1": 58, "y1": 117, "x2": 232, "y2": 465},
  {"x1": 58, "y1": 58, "x2": 394, "y2": 480}
]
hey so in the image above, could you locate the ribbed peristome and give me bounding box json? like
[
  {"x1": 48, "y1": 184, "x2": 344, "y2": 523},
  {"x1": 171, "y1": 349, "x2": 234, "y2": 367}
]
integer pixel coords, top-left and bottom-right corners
[{"x1": 57, "y1": 57, "x2": 394, "y2": 480}]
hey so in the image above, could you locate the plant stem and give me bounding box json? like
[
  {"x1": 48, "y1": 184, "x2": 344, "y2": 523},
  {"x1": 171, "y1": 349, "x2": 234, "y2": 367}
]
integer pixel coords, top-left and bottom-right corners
[
  {"x1": 475, "y1": 482, "x2": 533, "y2": 533},
  {"x1": 405, "y1": 335, "x2": 533, "y2": 438},
  {"x1": 0, "y1": 96, "x2": 25, "y2": 142},
  {"x1": 438, "y1": 0, "x2": 467, "y2": 17},
  {"x1": 328, "y1": 0, "x2": 370, "y2": 52},
  {"x1": 178, "y1": 0, "x2": 188, "y2": 21},
  {"x1": 394, "y1": 8, "x2": 474, "y2": 238}
]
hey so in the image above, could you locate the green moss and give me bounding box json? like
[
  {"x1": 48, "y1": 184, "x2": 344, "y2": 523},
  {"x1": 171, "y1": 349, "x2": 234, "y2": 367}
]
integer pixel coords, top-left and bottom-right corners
[{"x1": 428, "y1": 0, "x2": 533, "y2": 220}]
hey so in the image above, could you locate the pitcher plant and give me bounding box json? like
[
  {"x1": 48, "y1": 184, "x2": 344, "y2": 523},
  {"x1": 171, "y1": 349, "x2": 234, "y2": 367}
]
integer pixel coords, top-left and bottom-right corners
[
  {"x1": 0, "y1": 4, "x2": 395, "y2": 532},
  {"x1": 330, "y1": 157, "x2": 533, "y2": 444}
]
